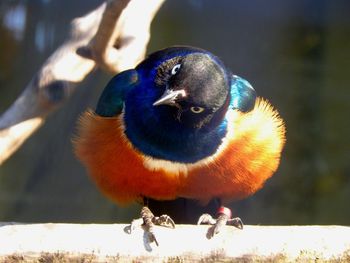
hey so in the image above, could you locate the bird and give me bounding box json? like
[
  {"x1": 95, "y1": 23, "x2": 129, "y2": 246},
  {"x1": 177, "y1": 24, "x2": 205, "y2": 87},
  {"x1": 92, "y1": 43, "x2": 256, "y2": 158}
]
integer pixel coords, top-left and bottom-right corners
[{"x1": 74, "y1": 46, "x2": 286, "y2": 244}]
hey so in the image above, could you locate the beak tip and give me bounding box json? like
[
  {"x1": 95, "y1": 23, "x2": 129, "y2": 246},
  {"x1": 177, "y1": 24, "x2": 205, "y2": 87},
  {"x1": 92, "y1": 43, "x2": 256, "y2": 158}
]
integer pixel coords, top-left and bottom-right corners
[{"x1": 153, "y1": 89, "x2": 186, "y2": 107}]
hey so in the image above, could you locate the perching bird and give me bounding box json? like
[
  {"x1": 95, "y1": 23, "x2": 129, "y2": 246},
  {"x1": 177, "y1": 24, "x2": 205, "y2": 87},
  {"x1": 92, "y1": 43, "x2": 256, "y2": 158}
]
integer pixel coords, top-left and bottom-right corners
[{"x1": 74, "y1": 46, "x2": 285, "y2": 244}]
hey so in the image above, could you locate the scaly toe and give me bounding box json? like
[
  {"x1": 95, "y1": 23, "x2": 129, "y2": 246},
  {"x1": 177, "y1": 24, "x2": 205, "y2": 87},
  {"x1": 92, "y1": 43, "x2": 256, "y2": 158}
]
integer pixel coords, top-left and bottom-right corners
[
  {"x1": 228, "y1": 217, "x2": 244, "y2": 229},
  {"x1": 198, "y1": 206, "x2": 243, "y2": 239},
  {"x1": 153, "y1": 214, "x2": 176, "y2": 228},
  {"x1": 130, "y1": 206, "x2": 176, "y2": 246},
  {"x1": 197, "y1": 213, "x2": 217, "y2": 225}
]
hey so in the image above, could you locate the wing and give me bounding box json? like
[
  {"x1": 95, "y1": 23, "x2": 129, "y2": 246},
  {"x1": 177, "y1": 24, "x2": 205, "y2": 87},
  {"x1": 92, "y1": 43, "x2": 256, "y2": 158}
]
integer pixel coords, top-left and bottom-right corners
[
  {"x1": 229, "y1": 75, "x2": 256, "y2": 112},
  {"x1": 95, "y1": 69, "x2": 139, "y2": 117}
]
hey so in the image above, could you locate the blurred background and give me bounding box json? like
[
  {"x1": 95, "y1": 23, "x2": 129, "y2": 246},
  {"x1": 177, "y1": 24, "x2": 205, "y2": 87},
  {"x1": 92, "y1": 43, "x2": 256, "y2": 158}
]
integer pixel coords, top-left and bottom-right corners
[{"x1": 0, "y1": 0, "x2": 349, "y2": 225}]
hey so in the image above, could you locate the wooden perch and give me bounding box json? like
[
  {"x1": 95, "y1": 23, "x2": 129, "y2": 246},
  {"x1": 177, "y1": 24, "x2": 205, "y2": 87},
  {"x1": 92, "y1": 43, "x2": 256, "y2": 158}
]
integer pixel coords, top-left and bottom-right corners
[
  {"x1": 0, "y1": 0, "x2": 165, "y2": 165},
  {"x1": 0, "y1": 223, "x2": 349, "y2": 262}
]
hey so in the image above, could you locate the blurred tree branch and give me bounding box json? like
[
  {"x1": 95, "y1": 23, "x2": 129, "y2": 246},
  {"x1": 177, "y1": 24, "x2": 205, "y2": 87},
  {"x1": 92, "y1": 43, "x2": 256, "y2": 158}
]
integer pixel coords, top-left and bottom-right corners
[{"x1": 0, "y1": 0, "x2": 165, "y2": 165}]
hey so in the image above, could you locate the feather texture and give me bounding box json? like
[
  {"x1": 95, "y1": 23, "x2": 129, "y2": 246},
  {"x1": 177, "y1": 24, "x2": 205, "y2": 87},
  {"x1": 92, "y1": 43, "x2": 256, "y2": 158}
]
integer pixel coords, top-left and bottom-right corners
[{"x1": 74, "y1": 98, "x2": 285, "y2": 205}]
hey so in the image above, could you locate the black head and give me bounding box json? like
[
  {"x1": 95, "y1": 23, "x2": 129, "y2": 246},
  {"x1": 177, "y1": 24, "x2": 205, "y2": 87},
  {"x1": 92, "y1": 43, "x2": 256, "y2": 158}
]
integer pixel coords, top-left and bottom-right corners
[{"x1": 143, "y1": 47, "x2": 231, "y2": 130}]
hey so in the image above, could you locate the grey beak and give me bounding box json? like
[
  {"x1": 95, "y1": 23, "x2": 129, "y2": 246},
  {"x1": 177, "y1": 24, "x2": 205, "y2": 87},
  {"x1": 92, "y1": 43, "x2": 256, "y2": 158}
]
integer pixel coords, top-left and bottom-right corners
[{"x1": 153, "y1": 89, "x2": 186, "y2": 106}]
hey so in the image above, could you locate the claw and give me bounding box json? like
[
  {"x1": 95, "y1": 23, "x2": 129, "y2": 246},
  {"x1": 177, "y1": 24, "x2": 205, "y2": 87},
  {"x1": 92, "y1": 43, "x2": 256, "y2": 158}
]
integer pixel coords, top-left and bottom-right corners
[
  {"x1": 197, "y1": 213, "x2": 217, "y2": 225},
  {"x1": 146, "y1": 230, "x2": 159, "y2": 246},
  {"x1": 153, "y1": 215, "x2": 176, "y2": 228},
  {"x1": 129, "y1": 206, "x2": 176, "y2": 246},
  {"x1": 228, "y1": 217, "x2": 244, "y2": 230},
  {"x1": 197, "y1": 206, "x2": 243, "y2": 239}
]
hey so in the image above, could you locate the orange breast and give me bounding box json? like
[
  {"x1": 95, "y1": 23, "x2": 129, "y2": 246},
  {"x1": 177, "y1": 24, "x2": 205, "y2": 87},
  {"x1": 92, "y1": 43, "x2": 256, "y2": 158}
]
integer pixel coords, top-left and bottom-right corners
[
  {"x1": 74, "y1": 111, "x2": 185, "y2": 204},
  {"x1": 74, "y1": 98, "x2": 285, "y2": 205},
  {"x1": 179, "y1": 99, "x2": 286, "y2": 203}
]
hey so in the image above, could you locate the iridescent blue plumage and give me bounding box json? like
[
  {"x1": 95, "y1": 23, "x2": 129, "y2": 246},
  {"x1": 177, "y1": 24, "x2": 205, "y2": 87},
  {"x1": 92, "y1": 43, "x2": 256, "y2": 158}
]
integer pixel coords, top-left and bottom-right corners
[
  {"x1": 230, "y1": 75, "x2": 256, "y2": 112},
  {"x1": 95, "y1": 69, "x2": 139, "y2": 117},
  {"x1": 94, "y1": 46, "x2": 256, "y2": 163}
]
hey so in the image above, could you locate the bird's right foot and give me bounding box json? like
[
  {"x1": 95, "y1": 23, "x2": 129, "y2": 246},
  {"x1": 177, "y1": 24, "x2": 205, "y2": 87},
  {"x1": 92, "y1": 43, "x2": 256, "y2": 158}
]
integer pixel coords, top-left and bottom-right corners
[{"x1": 130, "y1": 206, "x2": 175, "y2": 246}]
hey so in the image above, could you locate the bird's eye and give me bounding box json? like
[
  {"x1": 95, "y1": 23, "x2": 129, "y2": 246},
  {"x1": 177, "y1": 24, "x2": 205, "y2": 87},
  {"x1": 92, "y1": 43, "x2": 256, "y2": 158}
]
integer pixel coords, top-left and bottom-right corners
[
  {"x1": 190, "y1": 106, "x2": 205, "y2": 114},
  {"x1": 171, "y1": 64, "x2": 181, "y2": 75}
]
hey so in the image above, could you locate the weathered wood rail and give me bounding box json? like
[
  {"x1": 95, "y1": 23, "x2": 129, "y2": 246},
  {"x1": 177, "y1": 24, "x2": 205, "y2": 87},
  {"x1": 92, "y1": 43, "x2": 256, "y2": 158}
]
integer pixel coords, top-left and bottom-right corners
[{"x1": 0, "y1": 223, "x2": 349, "y2": 262}]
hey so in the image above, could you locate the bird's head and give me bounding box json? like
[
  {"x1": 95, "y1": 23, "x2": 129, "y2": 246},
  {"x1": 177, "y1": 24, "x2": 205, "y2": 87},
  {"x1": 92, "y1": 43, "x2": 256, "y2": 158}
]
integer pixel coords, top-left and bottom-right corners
[{"x1": 134, "y1": 46, "x2": 231, "y2": 131}]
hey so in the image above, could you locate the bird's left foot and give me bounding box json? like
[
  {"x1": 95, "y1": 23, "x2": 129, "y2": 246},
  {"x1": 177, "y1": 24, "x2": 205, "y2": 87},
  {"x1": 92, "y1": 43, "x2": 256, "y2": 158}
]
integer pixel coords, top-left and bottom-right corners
[
  {"x1": 197, "y1": 206, "x2": 243, "y2": 238},
  {"x1": 130, "y1": 206, "x2": 175, "y2": 246}
]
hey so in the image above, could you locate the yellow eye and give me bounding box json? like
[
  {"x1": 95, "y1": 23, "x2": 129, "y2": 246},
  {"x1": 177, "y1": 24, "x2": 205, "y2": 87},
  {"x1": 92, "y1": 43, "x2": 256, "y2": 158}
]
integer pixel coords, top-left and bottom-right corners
[{"x1": 190, "y1": 106, "x2": 205, "y2": 114}]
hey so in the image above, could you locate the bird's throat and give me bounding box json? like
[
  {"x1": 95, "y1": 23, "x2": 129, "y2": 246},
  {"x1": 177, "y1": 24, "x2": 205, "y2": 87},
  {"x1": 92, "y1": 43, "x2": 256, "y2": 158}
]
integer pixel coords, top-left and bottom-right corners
[{"x1": 123, "y1": 111, "x2": 228, "y2": 164}]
